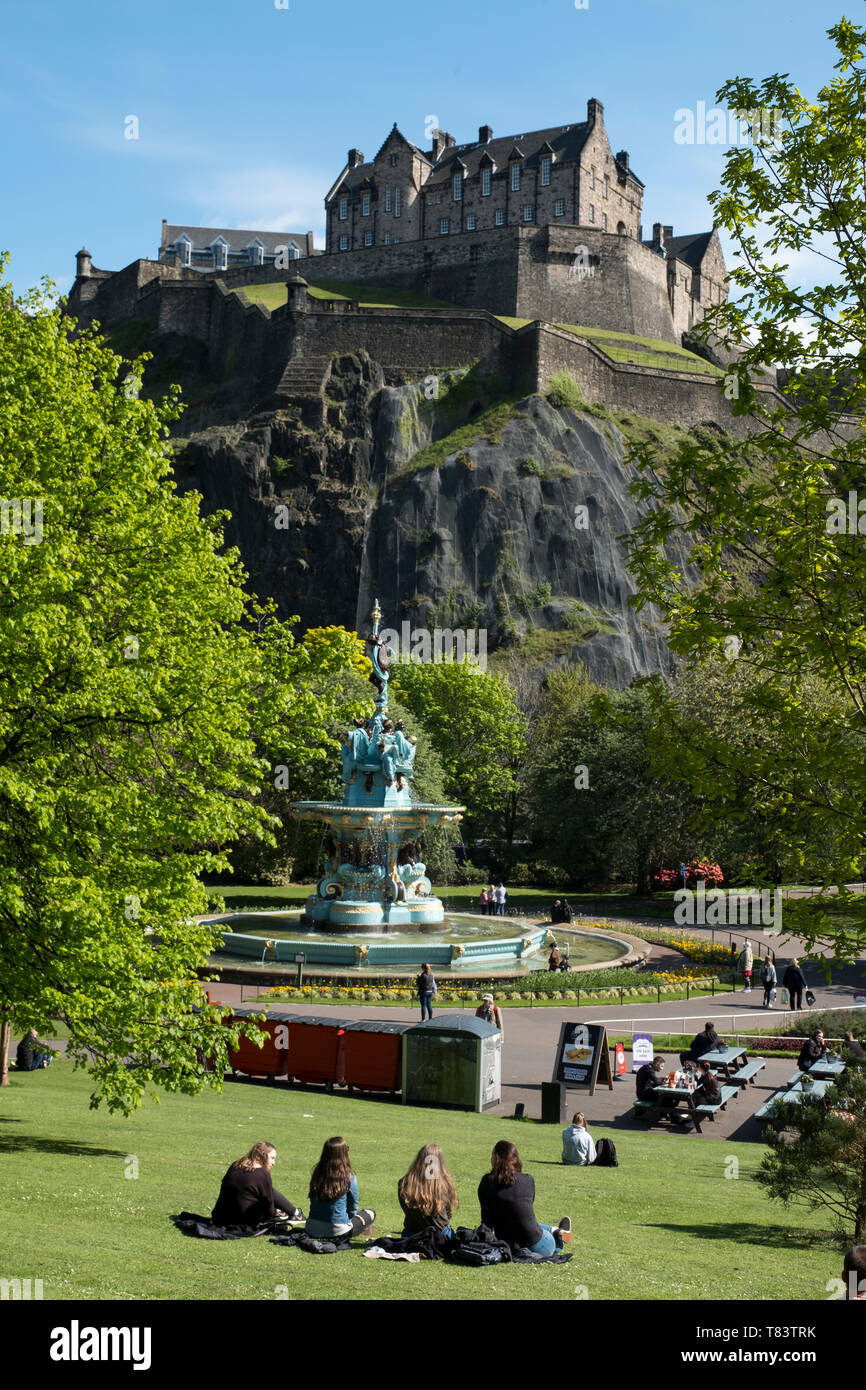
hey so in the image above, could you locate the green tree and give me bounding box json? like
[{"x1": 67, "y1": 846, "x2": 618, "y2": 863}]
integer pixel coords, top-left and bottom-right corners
[
  {"x1": 626, "y1": 17, "x2": 866, "y2": 956},
  {"x1": 390, "y1": 659, "x2": 527, "y2": 839},
  {"x1": 0, "y1": 269, "x2": 358, "y2": 1110},
  {"x1": 757, "y1": 1065, "x2": 866, "y2": 1244},
  {"x1": 531, "y1": 681, "x2": 701, "y2": 892}
]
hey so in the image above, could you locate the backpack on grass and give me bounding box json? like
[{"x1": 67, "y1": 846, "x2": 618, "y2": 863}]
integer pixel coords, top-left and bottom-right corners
[{"x1": 593, "y1": 1138, "x2": 618, "y2": 1167}]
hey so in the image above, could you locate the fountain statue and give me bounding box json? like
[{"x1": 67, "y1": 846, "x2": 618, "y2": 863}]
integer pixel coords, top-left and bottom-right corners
[{"x1": 291, "y1": 600, "x2": 465, "y2": 927}]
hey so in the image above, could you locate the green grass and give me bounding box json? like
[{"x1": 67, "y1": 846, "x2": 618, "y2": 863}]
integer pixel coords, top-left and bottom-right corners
[
  {"x1": 234, "y1": 280, "x2": 459, "y2": 313},
  {"x1": 391, "y1": 397, "x2": 522, "y2": 480},
  {"x1": 1, "y1": 1062, "x2": 840, "y2": 1300}
]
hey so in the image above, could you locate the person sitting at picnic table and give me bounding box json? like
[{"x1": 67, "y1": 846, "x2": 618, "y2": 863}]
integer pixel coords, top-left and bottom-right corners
[
  {"x1": 475, "y1": 993, "x2": 504, "y2": 1037},
  {"x1": 478, "y1": 1140, "x2": 571, "y2": 1255},
  {"x1": 397, "y1": 1143, "x2": 458, "y2": 1238},
  {"x1": 797, "y1": 1029, "x2": 828, "y2": 1072},
  {"x1": 680, "y1": 1022, "x2": 724, "y2": 1068},
  {"x1": 842, "y1": 1030, "x2": 865, "y2": 1063},
  {"x1": 636, "y1": 1056, "x2": 688, "y2": 1124},
  {"x1": 561, "y1": 1112, "x2": 597, "y2": 1166},
  {"x1": 694, "y1": 1059, "x2": 722, "y2": 1106},
  {"x1": 212, "y1": 1141, "x2": 303, "y2": 1227},
  {"x1": 16, "y1": 1028, "x2": 52, "y2": 1071}
]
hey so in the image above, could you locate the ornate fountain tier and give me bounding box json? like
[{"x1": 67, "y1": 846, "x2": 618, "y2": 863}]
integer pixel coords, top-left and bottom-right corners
[{"x1": 291, "y1": 600, "x2": 464, "y2": 929}]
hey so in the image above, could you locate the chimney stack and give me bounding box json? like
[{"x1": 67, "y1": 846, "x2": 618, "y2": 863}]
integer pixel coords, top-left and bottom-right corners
[
  {"x1": 347, "y1": 148, "x2": 364, "y2": 168},
  {"x1": 615, "y1": 149, "x2": 629, "y2": 171},
  {"x1": 587, "y1": 97, "x2": 604, "y2": 124},
  {"x1": 663, "y1": 224, "x2": 673, "y2": 241},
  {"x1": 478, "y1": 124, "x2": 493, "y2": 143},
  {"x1": 652, "y1": 222, "x2": 664, "y2": 247},
  {"x1": 431, "y1": 129, "x2": 456, "y2": 159}
]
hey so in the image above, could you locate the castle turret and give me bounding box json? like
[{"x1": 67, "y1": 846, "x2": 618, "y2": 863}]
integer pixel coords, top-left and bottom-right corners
[
  {"x1": 286, "y1": 272, "x2": 309, "y2": 312},
  {"x1": 75, "y1": 248, "x2": 93, "y2": 278}
]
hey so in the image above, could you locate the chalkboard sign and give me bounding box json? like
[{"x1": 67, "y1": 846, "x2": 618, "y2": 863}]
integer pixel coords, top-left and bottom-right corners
[{"x1": 551, "y1": 1021, "x2": 613, "y2": 1095}]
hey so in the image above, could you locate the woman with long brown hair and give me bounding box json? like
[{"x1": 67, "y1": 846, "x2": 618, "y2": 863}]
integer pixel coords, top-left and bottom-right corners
[
  {"x1": 211, "y1": 1141, "x2": 303, "y2": 1227},
  {"x1": 478, "y1": 1140, "x2": 570, "y2": 1256},
  {"x1": 305, "y1": 1136, "x2": 376, "y2": 1240},
  {"x1": 397, "y1": 1143, "x2": 458, "y2": 1237}
]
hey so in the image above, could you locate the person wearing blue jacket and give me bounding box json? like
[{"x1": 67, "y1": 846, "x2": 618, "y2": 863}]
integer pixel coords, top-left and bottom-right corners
[{"x1": 305, "y1": 1137, "x2": 375, "y2": 1240}]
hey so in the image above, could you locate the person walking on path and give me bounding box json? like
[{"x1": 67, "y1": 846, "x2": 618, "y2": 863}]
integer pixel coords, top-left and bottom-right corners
[
  {"x1": 761, "y1": 956, "x2": 777, "y2": 1008},
  {"x1": 475, "y1": 993, "x2": 504, "y2": 1039},
  {"x1": 417, "y1": 963, "x2": 437, "y2": 1021},
  {"x1": 738, "y1": 939, "x2": 754, "y2": 991},
  {"x1": 783, "y1": 958, "x2": 806, "y2": 1011}
]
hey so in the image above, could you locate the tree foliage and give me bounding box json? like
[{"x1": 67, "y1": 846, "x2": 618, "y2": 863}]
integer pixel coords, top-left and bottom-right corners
[
  {"x1": 0, "y1": 268, "x2": 366, "y2": 1110},
  {"x1": 626, "y1": 18, "x2": 866, "y2": 957}
]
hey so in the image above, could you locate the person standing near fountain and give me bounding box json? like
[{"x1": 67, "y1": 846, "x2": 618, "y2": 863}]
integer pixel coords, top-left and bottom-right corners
[{"x1": 417, "y1": 963, "x2": 437, "y2": 1021}]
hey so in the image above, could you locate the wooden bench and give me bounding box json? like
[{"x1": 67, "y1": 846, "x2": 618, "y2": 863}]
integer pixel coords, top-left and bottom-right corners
[
  {"x1": 694, "y1": 1084, "x2": 739, "y2": 1120},
  {"x1": 728, "y1": 1060, "x2": 766, "y2": 1086}
]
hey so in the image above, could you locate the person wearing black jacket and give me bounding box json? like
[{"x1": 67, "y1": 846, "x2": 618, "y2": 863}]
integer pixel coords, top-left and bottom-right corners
[
  {"x1": 842, "y1": 1031, "x2": 865, "y2": 1063},
  {"x1": 783, "y1": 959, "x2": 807, "y2": 1011},
  {"x1": 212, "y1": 1142, "x2": 302, "y2": 1227},
  {"x1": 416, "y1": 963, "x2": 437, "y2": 1021},
  {"x1": 797, "y1": 1030, "x2": 828, "y2": 1073},
  {"x1": 679, "y1": 1023, "x2": 724, "y2": 1068},
  {"x1": 478, "y1": 1141, "x2": 569, "y2": 1256},
  {"x1": 16, "y1": 1029, "x2": 52, "y2": 1071}
]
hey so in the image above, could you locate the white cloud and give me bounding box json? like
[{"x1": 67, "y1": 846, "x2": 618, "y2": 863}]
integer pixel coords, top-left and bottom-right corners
[{"x1": 187, "y1": 164, "x2": 329, "y2": 236}]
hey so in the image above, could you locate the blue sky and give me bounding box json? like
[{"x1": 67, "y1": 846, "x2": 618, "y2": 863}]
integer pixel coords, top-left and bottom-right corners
[{"x1": 1, "y1": 0, "x2": 852, "y2": 295}]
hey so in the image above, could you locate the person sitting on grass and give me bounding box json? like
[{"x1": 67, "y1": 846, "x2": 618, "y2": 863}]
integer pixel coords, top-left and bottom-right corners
[
  {"x1": 212, "y1": 1142, "x2": 303, "y2": 1227},
  {"x1": 843, "y1": 1245, "x2": 866, "y2": 1300},
  {"x1": 305, "y1": 1136, "x2": 375, "y2": 1241},
  {"x1": 397, "y1": 1143, "x2": 458, "y2": 1238},
  {"x1": 561, "y1": 1112, "x2": 597, "y2": 1166},
  {"x1": 16, "y1": 1028, "x2": 53, "y2": 1071},
  {"x1": 478, "y1": 1140, "x2": 570, "y2": 1256}
]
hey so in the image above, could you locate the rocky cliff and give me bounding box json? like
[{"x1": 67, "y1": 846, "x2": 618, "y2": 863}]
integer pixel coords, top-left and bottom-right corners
[{"x1": 170, "y1": 350, "x2": 696, "y2": 687}]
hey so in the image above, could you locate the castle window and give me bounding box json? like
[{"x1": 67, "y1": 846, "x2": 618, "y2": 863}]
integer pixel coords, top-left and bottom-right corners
[
  {"x1": 212, "y1": 239, "x2": 228, "y2": 270},
  {"x1": 511, "y1": 163, "x2": 521, "y2": 191},
  {"x1": 395, "y1": 187, "x2": 402, "y2": 216},
  {"x1": 389, "y1": 154, "x2": 398, "y2": 166},
  {"x1": 339, "y1": 196, "x2": 348, "y2": 220},
  {"x1": 384, "y1": 232, "x2": 391, "y2": 244},
  {"x1": 339, "y1": 234, "x2": 348, "y2": 251},
  {"x1": 364, "y1": 229, "x2": 373, "y2": 246},
  {"x1": 453, "y1": 172, "x2": 463, "y2": 201},
  {"x1": 176, "y1": 236, "x2": 192, "y2": 267},
  {"x1": 602, "y1": 213, "x2": 607, "y2": 231},
  {"x1": 541, "y1": 156, "x2": 551, "y2": 186},
  {"x1": 554, "y1": 199, "x2": 565, "y2": 217},
  {"x1": 466, "y1": 213, "x2": 476, "y2": 230},
  {"x1": 589, "y1": 168, "x2": 595, "y2": 189},
  {"x1": 603, "y1": 175, "x2": 608, "y2": 199},
  {"x1": 435, "y1": 192, "x2": 442, "y2": 204},
  {"x1": 362, "y1": 192, "x2": 371, "y2": 216},
  {"x1": 495, "y1": 208, "x2": 505, "y2": 226},
  {"x1": 589, "y1": 204, "x2": 595, "y2": 222},
  {"x1": 482, "y1": 168, "x2": 491, "y2": 196},
  {"x1": 523, "y1": 204, "x2": 534, "y2": 222},
  {"x1": 440, "y1": 218, "x2": 450, "y2": 235},
  {"x1": 385, "y1": 188, "x2": 392, "y2": 212}
]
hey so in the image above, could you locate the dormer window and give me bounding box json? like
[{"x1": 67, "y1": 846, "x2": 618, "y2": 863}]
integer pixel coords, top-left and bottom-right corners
[
  {"x1": 212, "y1": 238, "x2": 228, "y2": 270},
  {"x1": 362, "y1": 191, "x2": 371, "y2": 216},
  {"x1": 175, "y1": 235, "x2": 192, "y2": 267},
  {"x1": 453, "y1": 172, "x2": 463, "y2": 201},
  {"x1": 247, "y1": 240, "x2": 264, "y2": 266},
  {"x1": 541, "y1": 156, "x2": 551, "y2": 186},
  {"x1": 482, "y1": 168, "x2": 492, "y2": 196},
  {"x1": 511, "y1": 163, "x2": 521, "y2": 192},
  {"x1": 339, "y1": 196, "x2": 348, "y2": 220}
]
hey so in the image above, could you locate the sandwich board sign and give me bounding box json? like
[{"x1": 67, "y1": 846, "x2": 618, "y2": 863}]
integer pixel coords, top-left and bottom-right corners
[{"x1": 552, "y1": 1021, "x2": 613, "y2": 1095}]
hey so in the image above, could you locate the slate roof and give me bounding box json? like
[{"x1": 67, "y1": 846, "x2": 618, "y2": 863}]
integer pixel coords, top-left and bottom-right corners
[
  {"x1": 161, "y1": 225, "x2": 316, "y2": 256},
  {"x1": 653, "y1": 231, "x2": 714, "y2": 268}
]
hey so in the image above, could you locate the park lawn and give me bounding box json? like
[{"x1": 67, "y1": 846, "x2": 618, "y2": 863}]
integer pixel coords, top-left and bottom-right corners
[
  {"x1": 1, "y1": 1061, "x2": 839, "y2": 1302},
  {"x1": 234, "y1": 280, "x2": 459, "y2": 313}
]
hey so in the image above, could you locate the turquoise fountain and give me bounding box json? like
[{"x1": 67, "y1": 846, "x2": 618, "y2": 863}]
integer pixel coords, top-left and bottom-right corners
[{"x1": 291, "y1": 600, "x2": 465, "y2": 929}]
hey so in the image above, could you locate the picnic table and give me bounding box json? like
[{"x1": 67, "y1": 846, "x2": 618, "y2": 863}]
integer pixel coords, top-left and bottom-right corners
[
  {"x1": 699, "y1": 1046, "x2": 747, "y2": 1079},
  {"x1": 646, "y1": 1085, "x2": 706, "y2": 1134},
  {"x1": 808, "y1": 1056, "x2": 846, "y2": 1080},
  {"x1": 755, "y1": 1077, "x2": 832, "y2": 1123}
]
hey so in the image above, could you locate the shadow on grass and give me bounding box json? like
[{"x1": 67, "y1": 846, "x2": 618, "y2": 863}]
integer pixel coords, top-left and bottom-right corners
[
  {"x1": 645, "y1": 1221, "x2": 833, "y2": 1249},
  {"x1": 0, "y1": 1133, "x2": 127, "y2": 1158}
]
